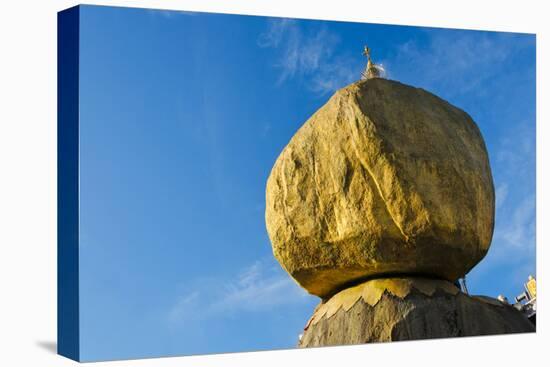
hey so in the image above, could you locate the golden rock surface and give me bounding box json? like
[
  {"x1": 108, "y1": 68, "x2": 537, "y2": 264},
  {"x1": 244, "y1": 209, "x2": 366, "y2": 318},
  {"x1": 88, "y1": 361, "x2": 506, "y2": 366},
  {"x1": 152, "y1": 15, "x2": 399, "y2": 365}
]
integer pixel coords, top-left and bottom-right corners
[{"x1": 266, "y1": 78, "x2": 495, "y2": 299}]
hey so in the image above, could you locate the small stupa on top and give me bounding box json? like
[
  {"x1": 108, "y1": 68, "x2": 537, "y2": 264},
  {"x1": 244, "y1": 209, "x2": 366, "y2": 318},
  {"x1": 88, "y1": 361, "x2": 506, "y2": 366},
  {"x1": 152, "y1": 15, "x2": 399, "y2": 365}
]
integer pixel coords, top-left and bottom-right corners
[{"x1": 360, "y1": 45, "x2": 385, "y2": 80}]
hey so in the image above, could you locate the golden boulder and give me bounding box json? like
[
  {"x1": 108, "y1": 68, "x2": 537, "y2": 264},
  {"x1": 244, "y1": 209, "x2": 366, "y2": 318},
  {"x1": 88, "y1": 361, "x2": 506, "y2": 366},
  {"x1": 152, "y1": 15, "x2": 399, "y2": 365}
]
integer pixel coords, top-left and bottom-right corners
[{"x1": 265, "y1": 78, "x2": 495, "y2": 299}]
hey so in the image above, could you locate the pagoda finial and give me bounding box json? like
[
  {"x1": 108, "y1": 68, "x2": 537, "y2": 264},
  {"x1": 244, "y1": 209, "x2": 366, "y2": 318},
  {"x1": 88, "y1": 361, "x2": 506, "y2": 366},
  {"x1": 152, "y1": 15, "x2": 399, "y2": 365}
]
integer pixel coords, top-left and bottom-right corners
[{"x1": 361, "y1": 44, "x2": 385, "y2": 80}]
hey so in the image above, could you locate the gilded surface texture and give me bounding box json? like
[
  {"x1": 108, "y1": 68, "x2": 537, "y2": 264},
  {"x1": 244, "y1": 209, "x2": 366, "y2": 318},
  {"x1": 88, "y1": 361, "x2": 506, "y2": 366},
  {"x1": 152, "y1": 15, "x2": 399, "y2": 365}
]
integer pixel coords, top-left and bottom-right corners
[{"x1": 266, "y1": 78, "x2": 495, "y2": 298}]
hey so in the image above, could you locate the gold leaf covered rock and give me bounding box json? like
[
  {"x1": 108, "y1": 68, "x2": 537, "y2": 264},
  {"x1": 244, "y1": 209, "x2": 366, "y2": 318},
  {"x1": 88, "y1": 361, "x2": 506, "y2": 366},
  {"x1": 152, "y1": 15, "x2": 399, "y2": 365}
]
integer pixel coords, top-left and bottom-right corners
[{"x1": 265, "y1": 78, "x2": 495, "y2": 298}]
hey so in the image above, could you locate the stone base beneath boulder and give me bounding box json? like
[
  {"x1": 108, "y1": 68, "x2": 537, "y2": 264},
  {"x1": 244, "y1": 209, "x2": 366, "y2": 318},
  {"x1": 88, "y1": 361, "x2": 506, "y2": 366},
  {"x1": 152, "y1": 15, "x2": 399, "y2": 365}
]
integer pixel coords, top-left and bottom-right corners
[{"x1": 299, "y1": 277, "x2": 534, "y2": 347}]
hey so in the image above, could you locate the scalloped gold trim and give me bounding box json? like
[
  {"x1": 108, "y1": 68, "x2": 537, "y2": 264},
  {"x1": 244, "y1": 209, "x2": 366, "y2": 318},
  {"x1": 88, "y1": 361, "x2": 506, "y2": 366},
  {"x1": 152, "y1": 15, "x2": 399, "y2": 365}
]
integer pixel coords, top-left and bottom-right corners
[{"x1": 308, "y1": 277, "x2": 460, "y2": 326}]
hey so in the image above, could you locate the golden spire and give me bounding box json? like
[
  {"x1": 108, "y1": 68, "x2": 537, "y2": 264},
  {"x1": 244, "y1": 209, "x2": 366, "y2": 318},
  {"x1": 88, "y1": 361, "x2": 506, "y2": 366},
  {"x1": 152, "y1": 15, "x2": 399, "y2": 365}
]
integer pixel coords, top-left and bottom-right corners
[{"x1": 361, "y1": 44, "x2": 385, "y2": 80}]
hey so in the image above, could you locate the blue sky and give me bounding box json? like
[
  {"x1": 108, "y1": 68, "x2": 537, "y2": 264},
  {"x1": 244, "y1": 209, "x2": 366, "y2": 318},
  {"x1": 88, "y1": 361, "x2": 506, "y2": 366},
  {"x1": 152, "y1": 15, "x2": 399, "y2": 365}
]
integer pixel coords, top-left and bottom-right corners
[{"x1": 76, "y1": 5, "x2": 536, "y2": 362}]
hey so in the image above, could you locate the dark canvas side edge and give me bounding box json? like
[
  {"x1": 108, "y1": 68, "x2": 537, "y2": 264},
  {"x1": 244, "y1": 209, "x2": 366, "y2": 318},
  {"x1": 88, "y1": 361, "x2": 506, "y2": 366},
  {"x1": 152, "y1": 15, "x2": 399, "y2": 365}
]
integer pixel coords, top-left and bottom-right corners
[{"x1": 57, "y1": 5, "x2": 80, "y2": 362}]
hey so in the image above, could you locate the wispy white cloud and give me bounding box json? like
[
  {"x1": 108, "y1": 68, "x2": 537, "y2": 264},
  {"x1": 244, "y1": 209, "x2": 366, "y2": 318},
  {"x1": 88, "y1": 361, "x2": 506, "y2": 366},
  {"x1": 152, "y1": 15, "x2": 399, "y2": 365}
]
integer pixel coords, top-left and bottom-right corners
[
  {"x1": 168, "y1": 291, "x2": 200, "y2": 321},
  {"x1": 492, "y1": 120, "x2": 535, "y2": 253},
  {"x1": 385, "y1": 31, "x2": 534, "y2": 97},
  {"x1": 168, "y1": 259, "x2": 311, "y2": 323},
  {"x1": 258, "y1": 19, "x2": 359, "y2": 95},
  {"x1": 210, "y1": 261, "x2": 307, "y2": 313},
  {"x1": 257, "y1": 18, "x2": 295, "y2": 48},
  {"x1": 493, "y1": 126, "x2": 536, "y2": 259},
  {"x1": 495, "y1": 123, "x2": 536, "y2": 178},
  {"x1": 146, "y1": 9, "x2": 198, "y2": 18},
  {"x1": 260, "y1": 122, "x2": 271, "y2": 138},
  {"x1": 493, "y1": 194, "x2": 536, "y2": 250},
  {"x1": 309, "y1": 56, "x2": 358, "y2": 94},
  {"x1": 495, "y1": 183, "x2": 509, "y2": 211}
]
